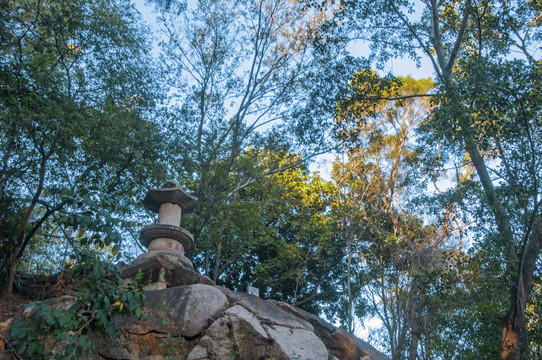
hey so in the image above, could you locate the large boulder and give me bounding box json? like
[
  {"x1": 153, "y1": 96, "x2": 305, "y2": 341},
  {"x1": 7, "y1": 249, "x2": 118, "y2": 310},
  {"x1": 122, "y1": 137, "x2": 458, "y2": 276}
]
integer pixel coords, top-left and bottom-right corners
[
  {"x1": 185, "y1": 303, "x2": 328, "y2": 360},
  {"x1": 144, "y1": 284, "x2": 229, "y2": 337}
]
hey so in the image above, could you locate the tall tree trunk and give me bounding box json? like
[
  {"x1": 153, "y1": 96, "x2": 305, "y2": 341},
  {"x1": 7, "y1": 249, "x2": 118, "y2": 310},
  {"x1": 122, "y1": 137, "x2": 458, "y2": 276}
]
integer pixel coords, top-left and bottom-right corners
[
  {"x1": 4, "y1": 250, "x2": 20, "y2": 297},
  {"x1": 3, "y1": 201, "x2": 36, "y2": 296},
  {"x1": 464, "y1": 136, "x2": 542, "y2": 359},
  {"x1": 347, "y1": 226, "x2": 353, "y2": 332},
  {"x1": 3, "y1": 151, "x2": 52, "y2": 296},
  {"x1": 501, "y1": 220, "x2": 542, "y2": 360},
  {"x1": 213, "y1": 241, "x2": 221, "y2": 282},
  {"x1": 408, "y1": 279, "x2": 419, "y2": 360}
]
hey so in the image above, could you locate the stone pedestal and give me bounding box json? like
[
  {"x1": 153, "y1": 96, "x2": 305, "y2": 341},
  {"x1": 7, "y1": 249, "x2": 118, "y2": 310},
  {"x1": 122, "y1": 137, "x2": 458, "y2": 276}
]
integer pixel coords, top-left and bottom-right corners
[{"x1": 121, "y1": 250, "x2": 214, "y2": 289}]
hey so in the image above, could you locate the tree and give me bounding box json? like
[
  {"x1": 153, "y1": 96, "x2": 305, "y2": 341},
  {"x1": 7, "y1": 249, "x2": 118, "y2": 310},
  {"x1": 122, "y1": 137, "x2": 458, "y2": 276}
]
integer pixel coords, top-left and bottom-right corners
[
  {"x1": 427, "y1": 56, "x2": 542, "y2": 360},
  {"x1": 0, "y1": 0, "x2": 165, "y2": 296},
  {"x1": 155, "y1": 0, "x2": 333, "y2": 277},
  {"x1": 166, "y1": 146, "x2": 348, "y2": 318},
  {"x1": 331, "y1": 75, "x2": 462, "y2": 359},
  {"x1": 237, "y1": 150, "x2": 345, "y2": 314},
  {"x1": 327, "y1": 0, "x2": 542, "y2": 357}
]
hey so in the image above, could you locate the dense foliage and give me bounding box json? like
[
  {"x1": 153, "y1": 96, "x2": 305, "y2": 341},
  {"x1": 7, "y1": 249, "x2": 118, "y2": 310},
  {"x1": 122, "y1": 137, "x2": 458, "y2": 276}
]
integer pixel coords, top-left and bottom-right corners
[{"x1": 0, "y1": 0, "x2": 165, "y2": 295}]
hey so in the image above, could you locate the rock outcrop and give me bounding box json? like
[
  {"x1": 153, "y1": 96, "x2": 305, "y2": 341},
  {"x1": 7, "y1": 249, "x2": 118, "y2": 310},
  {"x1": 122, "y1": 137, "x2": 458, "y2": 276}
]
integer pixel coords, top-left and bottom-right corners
[
  {"x1": 1, "y1": 250, "x2": 390, "y2": 360},
  {"x1": 116, "y1": 248, "x2": 390, "y2": 360}
]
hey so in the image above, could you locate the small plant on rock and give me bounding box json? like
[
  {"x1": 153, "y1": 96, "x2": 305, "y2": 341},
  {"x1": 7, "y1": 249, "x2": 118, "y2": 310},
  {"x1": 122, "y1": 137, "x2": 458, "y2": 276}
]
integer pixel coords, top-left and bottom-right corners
[{"x1": 158, "y1": 294, "x2": 183, "y2": 360}]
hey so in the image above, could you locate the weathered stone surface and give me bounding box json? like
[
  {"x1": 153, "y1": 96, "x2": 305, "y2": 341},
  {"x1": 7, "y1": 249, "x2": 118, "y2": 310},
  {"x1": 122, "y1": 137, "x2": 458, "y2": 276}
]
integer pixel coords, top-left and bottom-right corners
[
  {"x1": 264, "y1": 324, "x2": 329, "y2": 359},
  {"x1": 144, "y1": 281, "x2": 166, "y2": 290},
  {"x1": 187, "y1": 304, "x2": 287, "y2": 360},
  {"x1": 186, "y1": 344, "x2": 210, "y2": 359},
  {"x1": 157, "y1": 202, "x2": 182, "y2": 225},
  {"x1": 186, "y1": 316, "x2": 236, "y2": 360},
  {"x1": 143, "y1": 180, "x2": 197, "y2": 214},
  {"x1": 331, "y1": 329, "x2": 391, "y2": 360},
  {"x1": 111, "y1": 307, "x2": 171, "y2": 336},
  {"x1": 273, "y1": 301, "x2": 389, "y2": 360},
  {"x1": 127, "y1": 250, "x2": 194, "y2": 270},
  {"x1": 112, "y1": 285, "x2": 228, "y2": 340},
  {"x1": 230, "y1": 292, "x2": 314, "y2": 332},
  {"x1": 225, "y1": 305, "x2": 267, "y2": 338},
  {"x1": 139, "y1": 180, "x2": 197, "y2": 254},
  {"x1": 216, "y1": 285, "x2": 243, "y2": 304},
  {"x1": 95, "y1": 323, "x2": 194, "y2": 360},
  {"x1": 140, "y1": 224, "x2": 194, "y2": 251},
  {"x1": 145, "y1": 284, "x2": 229, "y2": 337},
  {"x1": 94, "y1": 335, "x2": 134, "y2": 360},
  {"x1": 147, "y1": 238, "x2": 184, "y2": 255}
]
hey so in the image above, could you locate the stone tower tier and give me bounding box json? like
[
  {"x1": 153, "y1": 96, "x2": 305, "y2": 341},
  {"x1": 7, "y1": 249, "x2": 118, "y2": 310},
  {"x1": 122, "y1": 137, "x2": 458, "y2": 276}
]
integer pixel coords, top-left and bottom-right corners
[
  {"x1": 140, "y1": 224, "x2": 194, "y2": 253},
  {"x1": 143, "y1": 182, "x2": 197, "y2": 214}
]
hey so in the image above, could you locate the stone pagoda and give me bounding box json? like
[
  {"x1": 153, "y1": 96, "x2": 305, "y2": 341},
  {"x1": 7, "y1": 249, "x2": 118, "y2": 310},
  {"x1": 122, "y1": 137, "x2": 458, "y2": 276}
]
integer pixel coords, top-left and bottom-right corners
[
  {"x1": 121, "y1": 180, "x2": 214, "y2": 289},
  {"x1": 139, "y1": 179, "x2": 196, "y2": 257}
]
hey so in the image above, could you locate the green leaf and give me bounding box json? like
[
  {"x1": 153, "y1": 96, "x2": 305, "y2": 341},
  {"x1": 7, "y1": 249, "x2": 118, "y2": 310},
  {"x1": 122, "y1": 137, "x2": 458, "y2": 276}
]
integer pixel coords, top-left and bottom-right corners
[{"x1": 112, "y1": 244, "x2": 120, "y2": 257}]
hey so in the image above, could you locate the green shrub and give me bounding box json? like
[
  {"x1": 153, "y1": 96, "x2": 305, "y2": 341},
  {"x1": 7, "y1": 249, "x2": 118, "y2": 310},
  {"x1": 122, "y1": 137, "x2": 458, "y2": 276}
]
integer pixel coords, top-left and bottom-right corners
[{"x1": 9, "y1": 248, "x2": 145, "y2": 360}]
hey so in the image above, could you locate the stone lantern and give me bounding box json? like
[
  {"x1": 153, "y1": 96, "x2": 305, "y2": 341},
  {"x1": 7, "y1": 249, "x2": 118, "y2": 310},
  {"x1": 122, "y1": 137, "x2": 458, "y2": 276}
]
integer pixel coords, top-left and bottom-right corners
[
  {"x1": 121, "y1": 180, "x2": 212, "y2": 290},
  {"x1": 139, "y1": 180, "x2": 197, "y2": 257}
]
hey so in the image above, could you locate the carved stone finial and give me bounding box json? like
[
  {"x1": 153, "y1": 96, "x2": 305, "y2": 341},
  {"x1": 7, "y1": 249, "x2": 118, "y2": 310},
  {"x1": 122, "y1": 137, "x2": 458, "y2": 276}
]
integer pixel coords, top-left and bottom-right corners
[{"x1": 163, "y1": 179, "x2": 179, "y2": 188}]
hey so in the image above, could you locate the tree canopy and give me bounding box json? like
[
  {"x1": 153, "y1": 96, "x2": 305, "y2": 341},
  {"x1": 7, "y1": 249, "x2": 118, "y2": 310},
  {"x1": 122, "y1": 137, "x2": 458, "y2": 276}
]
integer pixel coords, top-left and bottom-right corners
[
  {"x1": 1, "y1": 0, "x2": 541, "y2": 359},
  {"x1": 0, "y1": 0, "x2": 165, "y2": 295}
]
